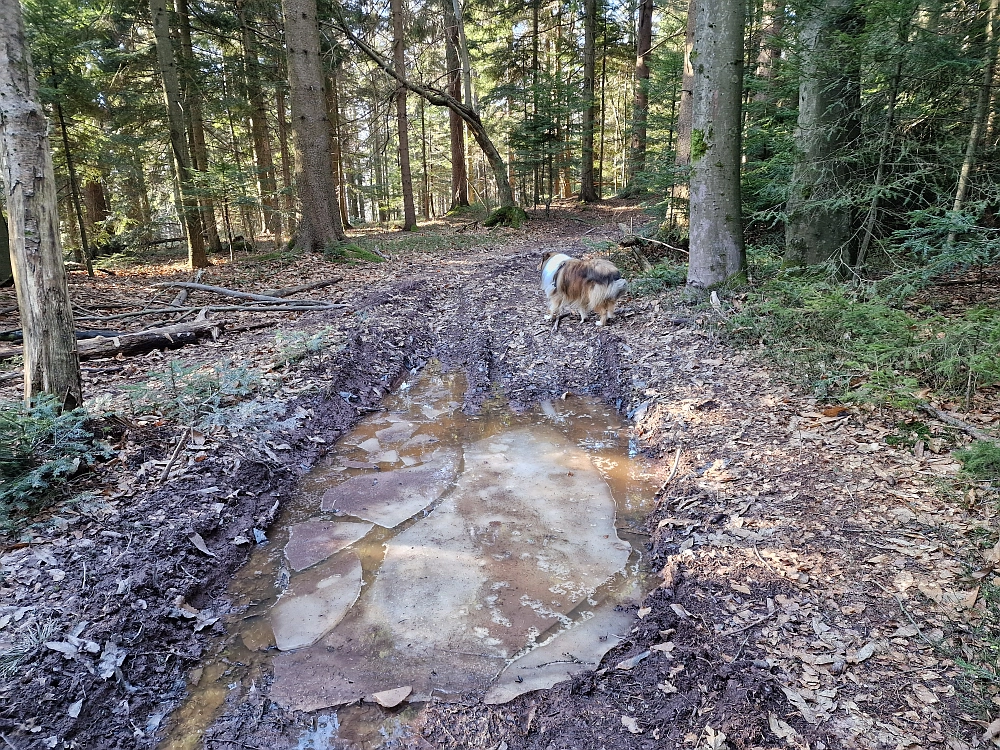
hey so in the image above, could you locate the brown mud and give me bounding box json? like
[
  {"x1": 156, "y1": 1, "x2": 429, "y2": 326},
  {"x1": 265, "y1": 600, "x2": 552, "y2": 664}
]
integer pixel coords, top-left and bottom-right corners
[{"x1": 0, "y1": 202, "x2": 990, "y2": 750}]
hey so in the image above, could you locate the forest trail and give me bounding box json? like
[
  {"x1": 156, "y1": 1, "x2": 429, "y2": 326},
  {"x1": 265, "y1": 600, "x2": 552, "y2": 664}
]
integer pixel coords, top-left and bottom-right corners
[{"x1": 0, "y1": 204, "x2": 987, "y2": 749}]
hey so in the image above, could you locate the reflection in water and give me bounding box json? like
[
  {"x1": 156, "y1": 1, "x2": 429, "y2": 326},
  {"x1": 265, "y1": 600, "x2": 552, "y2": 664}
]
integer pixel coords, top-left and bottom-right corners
[{"x1": 161, "y1": 366, "x2": 658, "y2": 749}]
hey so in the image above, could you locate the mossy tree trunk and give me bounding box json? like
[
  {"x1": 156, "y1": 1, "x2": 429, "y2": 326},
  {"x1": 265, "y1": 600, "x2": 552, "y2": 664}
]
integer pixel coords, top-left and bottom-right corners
[{"x1": 784, "y1": 0, "x2": 863, "y2": 267}]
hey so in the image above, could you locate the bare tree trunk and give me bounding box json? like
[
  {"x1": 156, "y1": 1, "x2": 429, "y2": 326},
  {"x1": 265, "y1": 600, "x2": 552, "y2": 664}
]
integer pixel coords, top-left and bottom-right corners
[
  {"x1": 0, "y1": 0, "x2": 82, "y2": 407},
  {"x1": 784, "y1": 0, "x2": 862, "y2": 267},
  {"x1": 947, "y1": 0, "x2": 999, "y2": 246},
  {"x1": 276, "y1": 82, "x2": 296, "y2": 238},
  {"x1": 239, "y1": 0, "x2": 282, "y2": 242},
  {"x1": 149, "y1": 0, "x2": 209, "y2": 268},
  {"x1": 626, "y1": 0, "x2": 654, "y2": 189},
  {"x1": 281, "y1": 0, "x2": 345, "y2": 250},
  {"x1": 83, "y1": 180, "x2": 109, "y2": 242},
  {"x1": 391, "y1": 0, "x2": 417, "y2": 229},
  {"x1": 675, "y1": 0, "x2": 696, "y2": 167},
  {"x1": 444, "y1": 0, "x2": 469, "y2": 208},
  {"x1": 54, "y1": 99, "x2": 94, "y2": 275},
  {"x1": 686, "y1": 0, "x2": 745, "y2": 292},
  {"x1": 753, "y1": 0, "x2": 783, "y2": 106},
  {"x1": 0, "y1": 209, "x2": 10, "y2": 284},
  {"x1": 330, "y1": 69, "x2": 353, "y2": 229},
  {"x1": 580, "y1": 0, "x2": 599, "y2": 202},
  {"x1": 175, "y1": 0, "x2": 222, "y2": 254}
]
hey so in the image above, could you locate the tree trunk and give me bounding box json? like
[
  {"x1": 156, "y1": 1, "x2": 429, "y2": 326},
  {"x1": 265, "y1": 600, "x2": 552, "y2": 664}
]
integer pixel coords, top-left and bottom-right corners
[
  {"x1": 580, "y1": 0, "x2": 599, "y2": 202},
  {"x1": 239, "y1": 0, "x2": 283, "y2": 242},
  {"x1": 54, "y1": 98, "x2": 94, "y2": 275},
  {"x1": 946, "y1": 0, "x2": 999, "y2": 246},
  {"x1": 83, "y1": 181, "x2": 110, "y2": 242},
  {"x1": 391, "y1": 0, "x2": 417, "y2": 229},
  {"x1": 753, "y1": 0, "x2": 783, "y2": 106},
  {"x1": 0, "y1": 0, "x2": 83, "y2": 407},
  {"x1": 784, "y1": 0, "x2": 862, "y2": 267},
  {"x1": 444, "y1": 0, "x2": 469, "y2": 208},
  {"x1": 328, "y1": 64, "x2": 352, "y2": 229},
  {"x1": 0, "y1": 209, "x2": 12, "y2": 285},
  {"x1": 276, "y1": 82, "x2": 296, "y2": 238},
  {"x1": 626, "y1": 0, "x2": 654, "y2": 189},
  {"x1": 674, "y1": 0, "x2": 696, "y2": 167},
  {"x1": 149, "y1": 0, "x2": 209, "y2": 268},
  {"x1": 281, "y1": 0, "x2": 345, "y2": 250},
  {"x1": 175, "y1": 0, "x2": 222, "y2": 255},
  {"x1": 686, "y1": 0, "x2": 745, "y2": 292}
]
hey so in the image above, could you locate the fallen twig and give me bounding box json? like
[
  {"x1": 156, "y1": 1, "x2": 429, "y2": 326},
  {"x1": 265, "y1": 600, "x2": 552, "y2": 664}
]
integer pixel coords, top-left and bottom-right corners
[
  {"x1": 171, "y1": 269, "x2": 206, "y2": 307},
  {"x1": 151, "y1": 281, "x2": 330, "y2": 305},
  {"x1": 75, "y1": 302, "x2": 348, "y2": 322},
  {"x1": 656, "y1": 446, "x2": 683, "y2": 497},
  {"x1": 918, "y1": 403, "x2": 995, "y2": 442},
  {"x1": 159, "y1": 427, "x2": 192, "y2": 485},
  {"x1": 261, "y1": 277, "x2": 342, "y2": 298}
]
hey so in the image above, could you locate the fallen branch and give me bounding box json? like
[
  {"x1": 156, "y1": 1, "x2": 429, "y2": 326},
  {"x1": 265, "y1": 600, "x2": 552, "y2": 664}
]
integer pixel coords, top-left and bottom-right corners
[
  {"x1": 918, "y1": 403, "x2": 995, "y2": 442},
  {"x1": 0, "y1": 320, "x2": 223, "y2": 362},
  {"x1": 151, "y1": 281, "x2": 329, "y2": 305},
  {"x1": 75, "y1": 302, "x2": 349, "y2": 322},
  {"x1": 261, "y1": 276, "x2": 342, "y2": 298},
  {"x1": 171, "y1": 269, "x2": 206, "y2": 307},
  {"x1": 0, "y1": 371, "x2": 20, "y2": 382},
  {"x1": 621, "y1": 234, "x2": 689, "y2": 255}
]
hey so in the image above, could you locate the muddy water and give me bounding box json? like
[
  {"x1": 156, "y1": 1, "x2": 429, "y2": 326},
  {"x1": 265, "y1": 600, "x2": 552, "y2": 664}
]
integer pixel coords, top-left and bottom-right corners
[{"x1": 161, "y1": 366, "x2": 658, "y2": 749}]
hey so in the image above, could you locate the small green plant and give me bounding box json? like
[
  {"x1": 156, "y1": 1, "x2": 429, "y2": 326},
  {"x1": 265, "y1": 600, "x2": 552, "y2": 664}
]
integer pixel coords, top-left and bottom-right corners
[
  {"x1": 273, "y1": 327, "x2": 343, "y2": 367},
  {"x1": 885, "y1": 420, "x2": 933, "y2": 448},
  {"x1": 956, "y1": 441, "x2": 1000, "y2": 483},
  {"x1": 0, "y1": 396, "x2": 111, "y2": 531},
  {"x1": 630, "y1": 261, "x2": 688, "y2": 296},
  {"x1": 0, "y1": 620, "x2": 58, "y2": 678},
  {"x1": 122, "y1": 359, "x2": 260, "y2": 423}
]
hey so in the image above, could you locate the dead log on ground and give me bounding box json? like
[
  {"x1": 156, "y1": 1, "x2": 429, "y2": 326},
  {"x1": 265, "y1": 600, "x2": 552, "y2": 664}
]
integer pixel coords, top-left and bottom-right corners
[{"x1": 0, "y1": 320, "x2": 222, "y2": 362}]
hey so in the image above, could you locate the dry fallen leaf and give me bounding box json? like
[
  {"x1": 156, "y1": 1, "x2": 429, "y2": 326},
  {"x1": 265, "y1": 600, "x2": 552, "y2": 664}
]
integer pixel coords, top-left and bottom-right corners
[
  {"x1": 621, "y1": 715, "x2": 642, "y2": 734},
  {"x1": 912, "y1": 684, "x2": 939, "y2": 704},
  {"x1": 189, "y1": 532, "x2": 216, "y2": 557},
  {"x1": 615, "y1": 650, "x2": 651, "y2": 670},
  {"x1": 731, "y1": 582, "x2": 752, "y2": 595},
  {"x1": 637, "y1": 606, "x2": 651, "y2": 619}
]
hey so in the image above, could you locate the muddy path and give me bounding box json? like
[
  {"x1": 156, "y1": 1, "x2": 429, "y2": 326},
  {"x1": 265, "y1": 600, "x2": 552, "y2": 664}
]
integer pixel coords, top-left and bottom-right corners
[{"x1": 0, "y1": 204, "x2": 989, "y2": 749}]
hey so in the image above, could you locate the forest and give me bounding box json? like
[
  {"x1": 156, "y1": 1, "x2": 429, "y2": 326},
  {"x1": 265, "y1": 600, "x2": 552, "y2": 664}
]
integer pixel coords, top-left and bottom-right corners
[{"x1": 2, "y1": 0, "x2": 1000, "y2": 747}]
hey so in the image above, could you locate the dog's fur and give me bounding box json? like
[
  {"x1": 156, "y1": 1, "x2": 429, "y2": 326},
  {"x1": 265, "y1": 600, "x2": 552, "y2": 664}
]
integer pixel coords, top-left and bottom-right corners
[{"x1": 540, "y1": 251, "x2": 627, "y2": 326}]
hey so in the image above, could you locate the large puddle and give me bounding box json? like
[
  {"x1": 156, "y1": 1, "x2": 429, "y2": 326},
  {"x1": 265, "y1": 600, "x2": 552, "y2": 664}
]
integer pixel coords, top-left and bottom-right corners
[{"x1": 162, "y1": 366, "x2": 658, "y2": 749}]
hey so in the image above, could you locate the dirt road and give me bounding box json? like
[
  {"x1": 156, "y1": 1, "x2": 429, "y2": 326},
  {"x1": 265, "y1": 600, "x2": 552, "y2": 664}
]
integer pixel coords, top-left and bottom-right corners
[{"x1": 0, "y1": 204, "x2": 988, "y2": 749}]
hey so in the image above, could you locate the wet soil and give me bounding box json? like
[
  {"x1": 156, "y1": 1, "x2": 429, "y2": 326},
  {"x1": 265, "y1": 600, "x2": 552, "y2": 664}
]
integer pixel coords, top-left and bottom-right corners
[{"x1": 0, "y1": 201, "x2": 989, "y2": 749}]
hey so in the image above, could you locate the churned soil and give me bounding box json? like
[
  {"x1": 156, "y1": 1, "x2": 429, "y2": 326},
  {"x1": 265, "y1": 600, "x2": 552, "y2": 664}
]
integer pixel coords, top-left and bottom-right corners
[{"x1": 0, "y1": 201, "x2": 992, "y2": 750}]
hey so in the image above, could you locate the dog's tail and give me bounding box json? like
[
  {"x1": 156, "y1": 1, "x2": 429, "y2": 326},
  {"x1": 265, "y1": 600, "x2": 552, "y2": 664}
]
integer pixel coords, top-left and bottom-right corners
[{"x1": 587, "y1": 277, "x2": 629, "y2": 310}]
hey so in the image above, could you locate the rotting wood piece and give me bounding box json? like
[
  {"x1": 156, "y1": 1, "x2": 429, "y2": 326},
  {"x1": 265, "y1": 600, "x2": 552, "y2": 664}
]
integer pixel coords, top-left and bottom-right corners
[
  {"x1": 0, "y1": 320, "x2": 222, "y2": 362},
  {"x1": 75, "y1": 303, "x2": 349, "y2": 323}
]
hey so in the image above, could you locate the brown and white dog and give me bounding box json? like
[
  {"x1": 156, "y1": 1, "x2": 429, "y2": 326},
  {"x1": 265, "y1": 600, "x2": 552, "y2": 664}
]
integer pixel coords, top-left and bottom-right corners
[{"x1": 540, "y1": 251, "x2": 627, "y2": 326}]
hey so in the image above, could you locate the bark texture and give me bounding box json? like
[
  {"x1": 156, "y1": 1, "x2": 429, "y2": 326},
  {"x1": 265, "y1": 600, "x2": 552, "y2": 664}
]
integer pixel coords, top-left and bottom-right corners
[
  {"x1": 0, "y1": 0, "x2": 82, "y2": 407},
  {"x1": 240, "y1": 0, "x2": 283, "y2": 241},
  {"x1": 150, "y1": 0, "x2": 209, "y2": 268},
  {"x1": 626, "y1": 0, "x2": 654, "y2": 187},
  {"x1": 579, "y1": 0, "x2": 599, "y2": 202},
  {"x1": 176, "y1": 0, "x2": 222, "y2": 253},
  {"x1": 444, "y1": 0, "x2": 469, "y2": 207},
  {"x1": 282, "y1": 0, "x2": 344, "y2": 250},
  {"x1": 391, "y1": 0, "x2": 417, "y2": 229},
  {"x1": 685, "y1": 0, "x2": 745, "y2": 292},
  {"x1": 674, "y1": 0, "x2": 696, "y2": 167},
  {"x1": 784, "y1": 0, "x2": 862, "y2": 266}
]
